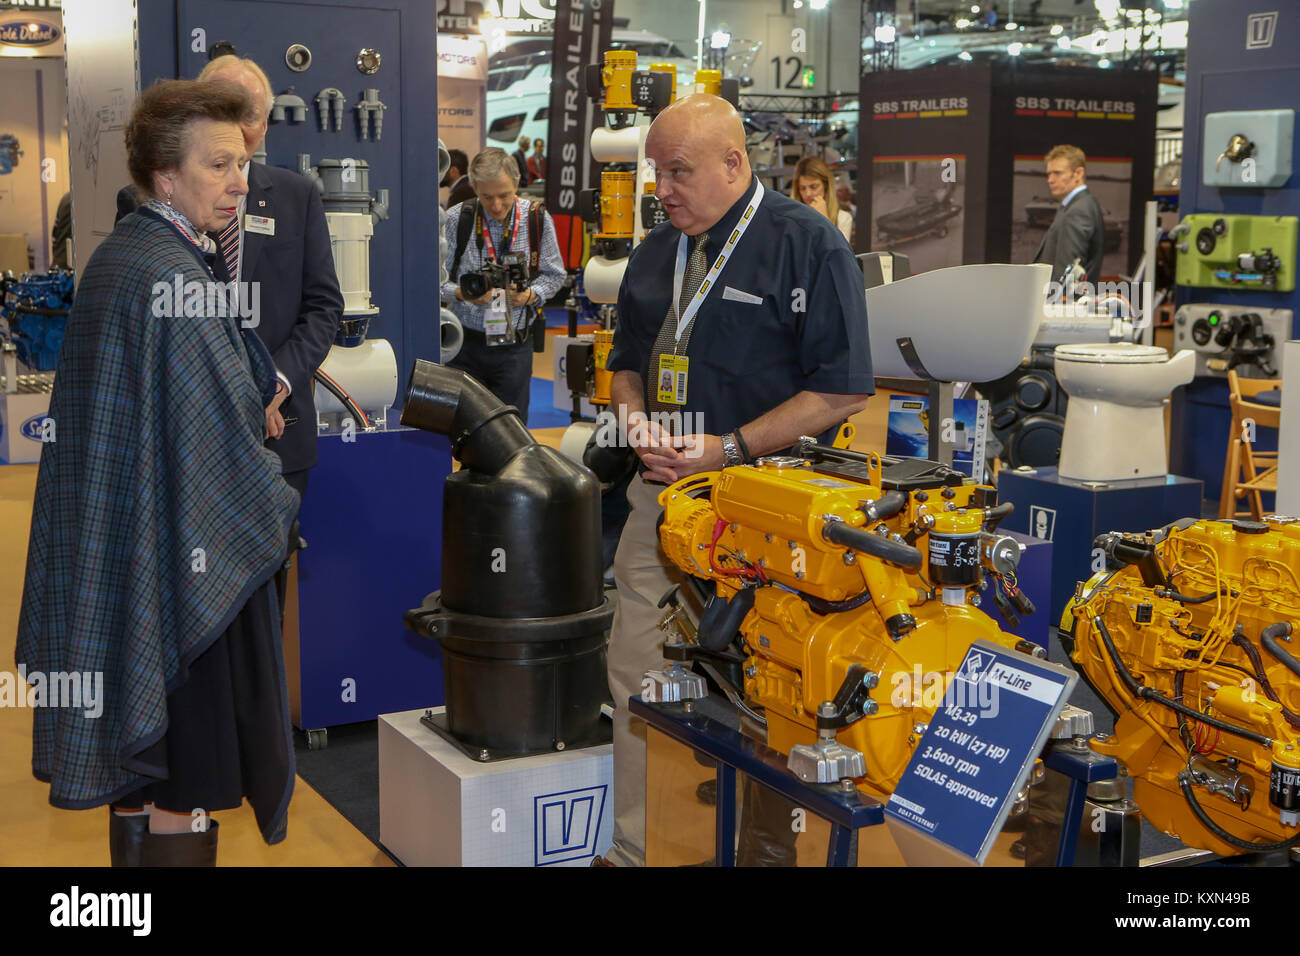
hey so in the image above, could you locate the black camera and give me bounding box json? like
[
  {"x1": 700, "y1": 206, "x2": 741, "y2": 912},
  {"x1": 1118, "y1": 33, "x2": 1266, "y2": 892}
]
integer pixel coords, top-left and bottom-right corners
[{"x1": 459, "y1": 252, "x2": 527, "y2": 299}]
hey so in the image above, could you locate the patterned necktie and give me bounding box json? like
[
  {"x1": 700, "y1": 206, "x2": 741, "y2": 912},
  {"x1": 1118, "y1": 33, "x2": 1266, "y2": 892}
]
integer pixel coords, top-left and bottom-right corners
[
  {"x1": 218, "y1": 214, "x2": 240, "y2": 283},
  {"x1": 645, "y1": 232, "x2": 709, "y2": 422}
]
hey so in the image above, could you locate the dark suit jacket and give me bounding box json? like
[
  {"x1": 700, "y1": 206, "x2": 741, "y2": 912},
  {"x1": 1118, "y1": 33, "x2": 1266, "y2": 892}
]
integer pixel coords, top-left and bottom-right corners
[
  {"x1": 116, "y1": 164, "x2": 343, "y2": 475},
  {"x1": 1034, "y1": 186, "x2": 1105, "y2": 283},
  {"x1": 447, "y1": 175, "x2": 475, "y2": 208},
  {"x1": 511, "y1": 149, "x2": 530, "y2": 185}
]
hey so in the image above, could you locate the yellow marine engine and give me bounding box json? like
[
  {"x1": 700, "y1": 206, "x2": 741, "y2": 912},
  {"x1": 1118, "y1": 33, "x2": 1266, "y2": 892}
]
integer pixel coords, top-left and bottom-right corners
[
  {"x1": 1065, "y1": 517, "x2": 1300, "y2": 857},
  {"x1": 656, "y1": 444, "x2": 1040, "y2": 800}
]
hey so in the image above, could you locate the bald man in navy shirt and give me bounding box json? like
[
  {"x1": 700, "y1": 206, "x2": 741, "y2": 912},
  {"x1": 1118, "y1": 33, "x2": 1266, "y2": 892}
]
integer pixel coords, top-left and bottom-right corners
[{"x1": 597, "y1": 95, "x2": 873, "y2": 867}]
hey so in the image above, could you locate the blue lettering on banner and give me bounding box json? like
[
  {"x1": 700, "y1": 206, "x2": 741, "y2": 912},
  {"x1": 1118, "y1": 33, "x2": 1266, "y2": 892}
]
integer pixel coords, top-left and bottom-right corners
[
  {"x1": 884, "y1": 639, "x2": 1075, "y2": 864},
  {"x1": 0, "y1": 22, "x2": 60, "y2": 46},
  {"x1": 533, "y1": 784, "x2": 607, "y2": 865}
]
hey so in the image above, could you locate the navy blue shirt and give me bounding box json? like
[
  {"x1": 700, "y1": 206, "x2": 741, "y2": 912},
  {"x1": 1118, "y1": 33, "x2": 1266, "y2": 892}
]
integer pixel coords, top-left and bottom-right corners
[{"x1": 608, "y1": 174, "x2": 873, "y2": 444}]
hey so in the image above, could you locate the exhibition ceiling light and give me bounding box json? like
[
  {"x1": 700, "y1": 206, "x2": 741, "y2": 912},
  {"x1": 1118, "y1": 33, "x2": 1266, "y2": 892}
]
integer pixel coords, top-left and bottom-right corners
[
  {"x1": 958, "y1": 50, "x2": 972, "y2": 61},
  {"x1": 809, "y1": 0, "x2": 829, "y2": 10},
  {"x1": 710, "y1": 30, "x2": 730, "y2": 49},
  {"x1": 1005, "y1": 21, "x2": 1017, "y2": 30},
  {"x1": 955, "y1": 17, "x2": 971, "y2": 28},
  {"x1": 1050, "y1": 24, "x2": 1064, "y2": 36},
  {"x1": 1007, "y1": 42, "x2": 1023, "y2": 56},
  {"x1": 875, "y1": 24, "x2": 896, "y2": 44}
]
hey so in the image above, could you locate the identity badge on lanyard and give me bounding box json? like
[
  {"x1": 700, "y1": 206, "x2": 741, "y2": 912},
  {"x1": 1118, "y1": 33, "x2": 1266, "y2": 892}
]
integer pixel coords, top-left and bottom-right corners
[
  {"x1": 661, "y1": 181, "x2": 764, "y2": 405},
  {"x1": 481, "y1": 201, "x2": 523, "y2": 343}
]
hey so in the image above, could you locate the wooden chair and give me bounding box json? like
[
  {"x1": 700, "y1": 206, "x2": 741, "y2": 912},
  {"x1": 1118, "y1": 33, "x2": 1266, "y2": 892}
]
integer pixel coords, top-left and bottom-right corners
[{"x1": 1219, "y1": 370, "x2": 1282, "y2": 520}]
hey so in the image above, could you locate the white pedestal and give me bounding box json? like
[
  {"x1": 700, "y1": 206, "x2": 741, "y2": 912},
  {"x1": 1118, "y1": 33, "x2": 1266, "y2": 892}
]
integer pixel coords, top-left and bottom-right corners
[
  {"x1": 378, "y1": 707, "x2": 613, "y2": 867},
  {"x1": 0, "y1": 390, "x2": 51, "y2": 464}
]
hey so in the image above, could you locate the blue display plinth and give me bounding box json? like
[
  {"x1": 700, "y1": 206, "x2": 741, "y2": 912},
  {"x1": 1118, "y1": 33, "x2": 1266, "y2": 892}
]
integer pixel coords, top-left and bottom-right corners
[
  {"x1": 294, "y1": 427, "x2": 451, "y2": 730},
  {"x1": 997, "y1": 467, "x2": 1203, "y2": 622},
  {"x1": 1003, "y1": 530, "x2": 1052, "y2": 649}
]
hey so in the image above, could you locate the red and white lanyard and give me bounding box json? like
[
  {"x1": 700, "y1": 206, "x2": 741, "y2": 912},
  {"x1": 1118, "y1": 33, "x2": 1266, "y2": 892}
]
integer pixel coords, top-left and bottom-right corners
[{"x1": 479, "y1": 200, "x2": 523, "y2": 263}]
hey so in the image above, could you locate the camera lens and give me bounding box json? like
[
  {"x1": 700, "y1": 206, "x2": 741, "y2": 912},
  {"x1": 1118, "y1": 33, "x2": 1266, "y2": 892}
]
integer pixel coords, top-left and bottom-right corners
[{"x1": 460, "y1": 272, "x2": 487, "y2": 299}]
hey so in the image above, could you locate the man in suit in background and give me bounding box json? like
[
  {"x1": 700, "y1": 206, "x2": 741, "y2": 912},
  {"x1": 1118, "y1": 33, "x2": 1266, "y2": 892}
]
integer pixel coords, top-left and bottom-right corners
[
  {"x1": 442, "y1": 149, "x2": 475, "y2": 207},
  {"x1": 196, "y1": 55, "x2": 343, "y2": 513},
  {"x1": 527, "y1": 138, "x2": 547, "y2": 182},
  {"x1": 1034, "y1": 144, "x2": 1105, "y2": 285},
  {"x1": 512, "y1": 135, "x2": 532, "y2": 186}
]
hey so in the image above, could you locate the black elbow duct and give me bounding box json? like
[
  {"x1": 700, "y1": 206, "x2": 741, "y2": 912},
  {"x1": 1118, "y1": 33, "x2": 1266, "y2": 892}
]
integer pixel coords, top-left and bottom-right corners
[
  {"x1": 401, "y1": 359, "x2": 537, "y2": 477},
  {"x1": 402, "y1": 360, "x2": 613, "y2": 758}
]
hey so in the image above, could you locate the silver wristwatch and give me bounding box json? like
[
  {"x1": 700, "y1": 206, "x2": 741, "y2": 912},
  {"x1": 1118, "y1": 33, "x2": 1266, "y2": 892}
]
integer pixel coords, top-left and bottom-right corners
[{"x1": 721, "y1": 432, "x2": 743, "y2": 467}]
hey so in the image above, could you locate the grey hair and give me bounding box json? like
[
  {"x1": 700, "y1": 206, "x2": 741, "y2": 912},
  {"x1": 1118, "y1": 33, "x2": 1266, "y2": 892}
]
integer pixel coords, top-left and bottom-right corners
[
  {"x1": 468, "y1": 147, "x2": 520, "y2": 187},
  {"x1": 199, "y1": 55, "x2": 275, "y2": 114}
]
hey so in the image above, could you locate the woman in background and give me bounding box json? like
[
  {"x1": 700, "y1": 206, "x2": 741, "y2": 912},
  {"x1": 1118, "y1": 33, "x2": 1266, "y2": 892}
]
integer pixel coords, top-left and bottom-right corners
[{"x1": 791, "y1": 155, "x2": 852, "y2": 245}]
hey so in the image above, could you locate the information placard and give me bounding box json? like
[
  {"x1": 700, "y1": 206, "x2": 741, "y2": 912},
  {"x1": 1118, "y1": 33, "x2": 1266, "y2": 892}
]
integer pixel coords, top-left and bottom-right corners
[{"x1": 884, "y1": 639, "x2": 1076, "y2": 865}]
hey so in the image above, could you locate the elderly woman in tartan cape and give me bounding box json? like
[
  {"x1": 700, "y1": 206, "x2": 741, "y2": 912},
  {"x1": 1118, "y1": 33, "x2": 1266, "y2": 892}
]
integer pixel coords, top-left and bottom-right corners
[{"x1": 16, "y1": 79, "x2": 300, "y2": 866}]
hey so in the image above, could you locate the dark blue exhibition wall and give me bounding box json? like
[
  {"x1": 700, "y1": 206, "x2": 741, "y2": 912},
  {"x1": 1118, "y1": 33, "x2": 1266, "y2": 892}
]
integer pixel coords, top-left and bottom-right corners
[
  {"x1": 1172, "y1": 0, "x2": 1299, "y2": 501},
  {"x1": 138, "y1": 0, "x2": 441, "y2": 400}
]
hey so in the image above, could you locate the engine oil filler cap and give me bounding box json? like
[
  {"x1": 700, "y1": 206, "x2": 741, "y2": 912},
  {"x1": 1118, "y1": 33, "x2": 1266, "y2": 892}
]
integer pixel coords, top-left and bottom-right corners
[{"x1": 1224, "y1": 518, "x2": 1269, "y2": 534}]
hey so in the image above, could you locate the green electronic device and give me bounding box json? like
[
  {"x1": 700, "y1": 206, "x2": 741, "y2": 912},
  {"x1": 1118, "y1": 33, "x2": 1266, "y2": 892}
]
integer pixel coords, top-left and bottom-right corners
[{"x1": 1174, "y1": 213, "x2": 1297, "y2": 291}]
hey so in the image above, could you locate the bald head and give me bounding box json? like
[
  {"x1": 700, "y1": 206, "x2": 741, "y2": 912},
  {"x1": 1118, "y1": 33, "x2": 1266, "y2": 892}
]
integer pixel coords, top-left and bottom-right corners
[
  {"x1": 649, "y1": 94, "x2": 747, "y2": 154},
  {"x1": 198, "y1": 55, "x2": 272, "y2": 154},
  {"x1": 646, "y1": 94, "x2": 751, "y2": 235}
]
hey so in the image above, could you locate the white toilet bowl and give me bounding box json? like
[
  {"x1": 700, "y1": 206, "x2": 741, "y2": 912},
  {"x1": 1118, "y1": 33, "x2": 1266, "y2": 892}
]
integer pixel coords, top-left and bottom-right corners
[{"x1": 1054, "y1": 343, "x2": 1195, "y2": 481}]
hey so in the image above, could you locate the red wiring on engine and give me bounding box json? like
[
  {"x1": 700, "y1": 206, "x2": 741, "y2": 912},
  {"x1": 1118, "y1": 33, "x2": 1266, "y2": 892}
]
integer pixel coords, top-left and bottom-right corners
[{"x1": 709, "y1": 518, "x2": 767, "y2": 584}]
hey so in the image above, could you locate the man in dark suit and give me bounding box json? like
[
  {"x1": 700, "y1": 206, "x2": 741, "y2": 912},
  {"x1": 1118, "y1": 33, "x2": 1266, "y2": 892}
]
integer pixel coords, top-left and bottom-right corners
[
  {"x1": 442, "y1": 149, "x2": 475, "y2": 207},
  {"x1": 1034, "y1": 144, "x2": 1105, "y2": 285},
  {"x1": 512, "y1": 136, "x2": 531, "y2": 186}
]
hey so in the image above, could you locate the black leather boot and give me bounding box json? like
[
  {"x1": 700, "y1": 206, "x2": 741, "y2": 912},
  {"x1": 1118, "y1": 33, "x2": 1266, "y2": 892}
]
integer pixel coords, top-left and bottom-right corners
[
  {"x1": 138, "y1": 819, "x2": 220, "y2": 867},
  {"x1": 109, "y1": 812, "x2": 151, "y2": 866}
]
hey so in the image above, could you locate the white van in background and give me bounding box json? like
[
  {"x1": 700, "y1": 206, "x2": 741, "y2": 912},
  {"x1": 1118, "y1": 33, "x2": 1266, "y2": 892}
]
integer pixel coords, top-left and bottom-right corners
[{"x1": 485, "y1": 29, "x2": 698, "y2": 151}]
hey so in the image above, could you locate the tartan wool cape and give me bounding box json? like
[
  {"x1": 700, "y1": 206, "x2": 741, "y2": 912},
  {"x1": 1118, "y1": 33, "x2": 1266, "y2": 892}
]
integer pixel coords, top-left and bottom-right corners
[{"x1": 16, "y1": 209, "x2": 299, "y2": 814}]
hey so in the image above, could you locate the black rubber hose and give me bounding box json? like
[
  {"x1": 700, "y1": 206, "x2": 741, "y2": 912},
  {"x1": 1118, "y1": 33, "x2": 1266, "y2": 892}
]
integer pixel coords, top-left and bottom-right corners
[
  {"x1": 401, "y1": 359, "x2": 534, "y2": 475},
  {"x1": 1102, "y1": 538, "x2": 1168, "y2": 589},
  {"x1": 982, "y1": 501, "x2": 1014, "y2": 531},
  {"x1": 822, "y1": 520, "x2": 923, "y2": 568},
  {"x1": 1231, "y1": 629, "x2": 1300, "y2": 729},
  {"x1": 1159, "y1": 587, "x2": 1237, "y2": 600},
  {"x1": 1179, "y1": 777, "x2": 1300, "y2": 853},
  {"x1": 799, "y1": 587, "x2": 874, "y2": 616},
  {"x1": 1092, "y1": 616, "x2": 1273, "y2": 748},
  {"x1": 860, "y1": 490, "x2": 907, "y2": 522},
  {"x1": 1260, "y1": 622, "x2": 1300, "y2": 679}
]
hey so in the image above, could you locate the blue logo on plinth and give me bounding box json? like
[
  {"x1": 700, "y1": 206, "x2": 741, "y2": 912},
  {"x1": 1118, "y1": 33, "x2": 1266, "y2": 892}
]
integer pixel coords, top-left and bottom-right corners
[
  {"x1": 533, "y1": 785, "x2": 607, "y2": 866},
  {"x1": 19, "y1": 415, "x2": 49, "y2": 442}
]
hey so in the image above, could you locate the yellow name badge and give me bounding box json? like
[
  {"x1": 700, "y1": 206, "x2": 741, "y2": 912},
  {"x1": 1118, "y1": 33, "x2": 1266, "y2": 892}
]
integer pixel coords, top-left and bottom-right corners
[{"x1": 657, "y1": 353, "x2": 689, "y2": 405}]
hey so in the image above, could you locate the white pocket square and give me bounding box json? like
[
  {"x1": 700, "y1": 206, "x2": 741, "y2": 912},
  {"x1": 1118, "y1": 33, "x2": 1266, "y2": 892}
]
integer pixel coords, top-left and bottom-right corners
[{"x1": 722, "y1": 286, "x2": 763, "y2": 304}]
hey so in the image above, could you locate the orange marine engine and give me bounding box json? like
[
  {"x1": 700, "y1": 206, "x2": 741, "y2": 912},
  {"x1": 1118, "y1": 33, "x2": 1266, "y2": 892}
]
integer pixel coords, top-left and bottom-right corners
[
  {"x1": 1064, "y1": 517, "x2": 1300, "y2": 857},
  {"x1": 656, "y1": 448, "x2": 1038, "y2": 800}
]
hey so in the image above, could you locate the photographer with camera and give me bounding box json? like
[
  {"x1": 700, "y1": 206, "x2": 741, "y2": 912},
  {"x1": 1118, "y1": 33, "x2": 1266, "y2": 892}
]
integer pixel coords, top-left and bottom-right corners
[{"x1": 442, "y1": 147, "x2": 565, "y2": 423}]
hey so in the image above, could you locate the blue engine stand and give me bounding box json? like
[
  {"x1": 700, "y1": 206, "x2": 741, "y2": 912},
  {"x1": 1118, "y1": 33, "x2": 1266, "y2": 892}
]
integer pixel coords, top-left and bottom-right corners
[{"x1": 630, "y1": 696, "x2": 1116, "y2": 867}]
